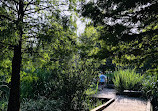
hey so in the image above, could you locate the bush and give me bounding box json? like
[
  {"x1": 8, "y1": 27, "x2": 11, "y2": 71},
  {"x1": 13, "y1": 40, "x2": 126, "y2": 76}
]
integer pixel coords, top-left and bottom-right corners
[
  {"x1": 20, "y1": 60, "x2": 97, "y2": 111},
  {"x1": 142, "y1": 75, "x2": 158, "y2": 111},
  {"x1": 0, "y1": 81, "x2": 9, "y2": 111},
  {"x1": 0, "y1": 100, "x2": 7, "y2": 111},
  {"x1": 113, "y1": 69, "x2": 144, "y2": 93},
  {"x1": 21, "y1": 97, "x2": 62, "y2": 111},
  {"x1": 106, "y1": 71, "x2": 114, "y2": 84},
  {"x1": 86, "y1": 97, "x2": 103, "y2": 110},
  {"x1": 55, "y1": 65, "x2": 96, "y2": 111},
  {"x1": 20, "y1": 71, "x2": 38, "y2": 99},
  {"x1": 85, "y1": 84, "x2": 99, "y2": 96},
  {"x1": 20, "y1": 68, "x2": 59, "y2": 99}
]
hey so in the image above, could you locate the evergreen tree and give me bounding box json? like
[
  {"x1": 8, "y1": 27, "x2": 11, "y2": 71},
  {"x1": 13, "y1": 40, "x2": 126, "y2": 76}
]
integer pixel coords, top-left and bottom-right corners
[{"x1": 81, "y1": 0, "x2": 158, "y2": 71}]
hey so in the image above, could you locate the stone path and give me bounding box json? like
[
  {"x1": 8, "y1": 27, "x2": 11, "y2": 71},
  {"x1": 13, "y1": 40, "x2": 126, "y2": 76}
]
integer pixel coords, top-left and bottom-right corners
[{"x1": 93, "y1": 88, "x2": 147, "y2": 111}]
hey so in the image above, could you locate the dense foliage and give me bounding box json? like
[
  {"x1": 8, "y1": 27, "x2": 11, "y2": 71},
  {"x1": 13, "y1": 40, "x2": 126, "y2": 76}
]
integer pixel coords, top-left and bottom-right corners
[
  {"x1": 81, "y1": 0, "x2": 158, "y2": 72},
  {"x1": 0, "y1": 0, "x2": 92, "y2": 110},
  {"x1": 0, "y1": 0, "x2": 157, "y2": 110},
  {"x1": 20, "y1": 60, "x2": 98, "y2": 111},
  {"x1": 113, "y1": 69, "x2": 144, "y2": 93},
  {"x1": 81, "y1": 0, "x2": 157, "y2": 110},
  {"x1": 142, "y1": 74, "x2": 158, "y2": 111}
]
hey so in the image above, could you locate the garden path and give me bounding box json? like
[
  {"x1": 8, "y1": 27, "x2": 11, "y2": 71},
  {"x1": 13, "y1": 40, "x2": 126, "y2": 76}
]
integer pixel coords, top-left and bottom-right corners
[{"x1": 93, "y1": 88, "x2": 147, "y2": 111}]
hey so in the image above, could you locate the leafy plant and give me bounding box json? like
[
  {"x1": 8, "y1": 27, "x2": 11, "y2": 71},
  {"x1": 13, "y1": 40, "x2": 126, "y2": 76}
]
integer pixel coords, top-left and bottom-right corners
[
  {"x1": 20, "y1": 57, "x2": 98, "y2": 111},
  {"x1": 142, "y1": 75, "x2": 158, "y2": 111},
  {"x1": 0, "y1": 84, "x2": 9, "y2": 99},
  {"x1": 87, "y1": 98, "x2": 103, "y2": 110},
  {"x1": 113, "y1": 69, "x2": 144, "y2": 93},
  {"x1": 21, "y1": 97, "x2": 62, "y2": 111},
  {"x1": 0, "y1": 82, "x2": 9, "y2": 111},
  {"x1": 86, "y1": 81, "x2": 99, "y2": 95},
  {"x1": 106, "y1": 71, "x2": 114, "y2": 84},
  {"x1": 0, "y1": 99, "x2": 8, "y2": 111}
]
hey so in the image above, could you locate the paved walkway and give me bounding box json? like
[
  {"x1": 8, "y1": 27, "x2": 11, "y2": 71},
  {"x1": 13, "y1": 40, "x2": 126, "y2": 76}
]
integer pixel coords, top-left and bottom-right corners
[{"x1": 93, "y1": 88, "x2": 147, "y2": 111}]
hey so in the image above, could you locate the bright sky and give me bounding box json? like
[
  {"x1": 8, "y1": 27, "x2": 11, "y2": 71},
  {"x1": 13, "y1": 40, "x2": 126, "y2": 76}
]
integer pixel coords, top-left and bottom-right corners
[{"x1": 76, "y1": 18, "x2": 87, "y2": 36}]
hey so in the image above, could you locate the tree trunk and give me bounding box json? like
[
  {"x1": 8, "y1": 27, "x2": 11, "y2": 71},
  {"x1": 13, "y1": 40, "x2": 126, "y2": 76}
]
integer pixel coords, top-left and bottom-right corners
[
  {"x1": 7, "y1": 44, "x2": 22, "y2": 111},
  {"x1": 7, "y1": 0, "x2": 24, "y2": 110}
]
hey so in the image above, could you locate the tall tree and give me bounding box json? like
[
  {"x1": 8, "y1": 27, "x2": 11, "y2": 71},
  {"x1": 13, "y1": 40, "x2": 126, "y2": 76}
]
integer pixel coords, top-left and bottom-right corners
[
  {"x1": 81, "y1": 0, "x2": 158, "y2": 71},
  {"x1": 0, "y1": 0, "x2": 79, "y2": 110},
  {"x1": 0, "y1": 1, "x2": 24, "y2": 110}
]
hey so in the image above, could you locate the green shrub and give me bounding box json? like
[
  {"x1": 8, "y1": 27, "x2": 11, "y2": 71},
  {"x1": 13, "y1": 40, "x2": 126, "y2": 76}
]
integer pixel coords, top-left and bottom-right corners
[
  {"x1": 0, "y1": 82, "x2": 9, "y2": 111},
  {"x1": 20, "y1": 61, "x2": 97, "y2": 111},
  {"x1": 86, "y1": 80, "x2": 99, "y2": 95},
  {"x1": 21, "y1": 97, "x2": 62, "y2": 111},
  {"x1": 0, "y1": 83, "x2": 9, "y2": 99},
  {"x1": 86, "y1": 97, "x2": 103, "y2": 110},
  {"x1": 20, "y1": 68, "x2": 57, "y2": 99},
  {"x1": 0, "y1": 100, "x2": 7, "y2": 111},
  {"x1": 55, "y1": 66, "x2": 96, "y2": 111},
  {"x1": 142, "y1": 75, "x2": 158, "y2": 111},
  {"x1": 20, "y1": 72, "x2": 38, "y2": 99},
  {"x1": 106, "y1": 71, "x2": 114, "y2": 84},
  {"x1": 113, "y1": 69, "x2": 144, "y2": 93}
]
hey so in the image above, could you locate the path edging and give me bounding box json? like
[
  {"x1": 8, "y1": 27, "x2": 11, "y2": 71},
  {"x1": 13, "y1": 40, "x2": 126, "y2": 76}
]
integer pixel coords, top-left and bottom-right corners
[
  {"x1": 91, "y1": 98, "x2": 115, "y2": 111},
  {"x1": 146, "y1": 100, "x2": 153, "y2": 111}
]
